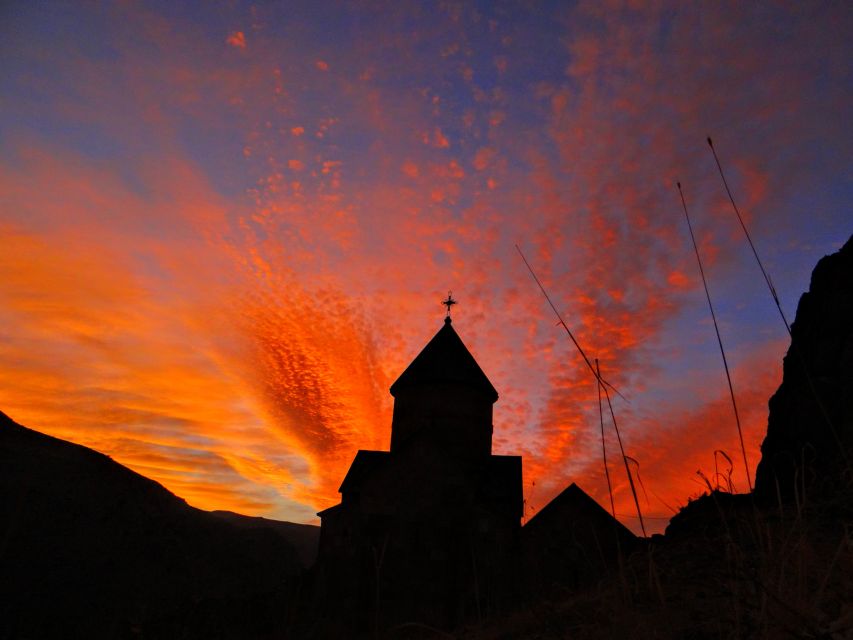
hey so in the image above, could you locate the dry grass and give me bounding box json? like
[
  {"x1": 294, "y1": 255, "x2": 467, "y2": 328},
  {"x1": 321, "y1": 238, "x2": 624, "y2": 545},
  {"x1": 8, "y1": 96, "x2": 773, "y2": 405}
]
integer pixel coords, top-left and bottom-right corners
[{"x1": 448, "y1": 480, "x2": 853, "y2": 640}]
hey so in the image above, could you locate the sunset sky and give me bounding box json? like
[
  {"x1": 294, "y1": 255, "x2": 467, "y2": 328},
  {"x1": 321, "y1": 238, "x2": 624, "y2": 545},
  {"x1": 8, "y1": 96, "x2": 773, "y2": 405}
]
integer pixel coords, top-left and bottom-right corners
[{"x1": 1, "y1": 1, "x2": 850, "y2": 533}]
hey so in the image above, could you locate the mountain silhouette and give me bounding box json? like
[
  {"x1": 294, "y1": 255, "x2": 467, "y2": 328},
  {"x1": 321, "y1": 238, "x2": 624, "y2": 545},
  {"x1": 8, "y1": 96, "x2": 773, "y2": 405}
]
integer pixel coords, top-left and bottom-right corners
[
  {"x1": 755, "y1": 233, "x2": 853, "y2": 500},
  {"x1": 0, "y1": 410, "x2": 318, "y2": 638}
]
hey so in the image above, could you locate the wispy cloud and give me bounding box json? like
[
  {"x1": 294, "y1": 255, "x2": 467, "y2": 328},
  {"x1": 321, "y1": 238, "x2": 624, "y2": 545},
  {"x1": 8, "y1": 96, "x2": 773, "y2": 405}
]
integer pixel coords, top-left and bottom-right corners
[{"x1": 1, "y1": 1, "x2": 849, "y2": 531}]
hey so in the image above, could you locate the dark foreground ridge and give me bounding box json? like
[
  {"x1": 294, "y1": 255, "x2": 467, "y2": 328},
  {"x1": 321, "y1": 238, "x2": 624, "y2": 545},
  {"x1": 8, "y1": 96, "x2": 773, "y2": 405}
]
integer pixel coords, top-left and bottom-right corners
[{"x1": 0, "y1": 411, "x2": 319, "y2": 638}]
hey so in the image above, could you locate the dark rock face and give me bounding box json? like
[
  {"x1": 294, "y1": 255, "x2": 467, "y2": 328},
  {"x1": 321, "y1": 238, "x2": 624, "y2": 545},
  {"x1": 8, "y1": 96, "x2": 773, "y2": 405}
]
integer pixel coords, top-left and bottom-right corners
[
  {"x1": 0, "y1": 411, "x2": 319, "y2": 639},
  {"x1": 754, "y1": 235, "x2": 853, "y2": 501}
]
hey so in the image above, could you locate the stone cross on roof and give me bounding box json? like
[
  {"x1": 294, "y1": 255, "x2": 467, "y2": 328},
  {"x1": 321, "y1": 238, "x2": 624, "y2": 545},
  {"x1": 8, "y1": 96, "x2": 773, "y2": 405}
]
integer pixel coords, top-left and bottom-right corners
[{"x1": 442, "y1": 291, "x2": 457, "y2": 320}]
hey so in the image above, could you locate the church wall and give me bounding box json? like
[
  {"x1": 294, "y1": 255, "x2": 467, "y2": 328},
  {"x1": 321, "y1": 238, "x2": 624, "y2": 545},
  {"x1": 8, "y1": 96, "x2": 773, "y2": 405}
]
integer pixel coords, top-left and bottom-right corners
[
  {"x1": 316, "y1": 499, "x2": 521, "y2": 631},
  {"x1": 390, "y1": 383, "x2": 493, "y2": 458}
]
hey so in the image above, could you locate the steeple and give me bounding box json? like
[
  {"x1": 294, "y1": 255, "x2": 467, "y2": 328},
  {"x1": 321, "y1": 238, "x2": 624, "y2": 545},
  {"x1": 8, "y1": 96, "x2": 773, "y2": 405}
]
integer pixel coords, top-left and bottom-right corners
[
  {"x1": 389, "y1": 320, "x2": 498, "y2": 402},
  {"x1": 389, "y1": 314, "x2": 497, "y2": 458}
]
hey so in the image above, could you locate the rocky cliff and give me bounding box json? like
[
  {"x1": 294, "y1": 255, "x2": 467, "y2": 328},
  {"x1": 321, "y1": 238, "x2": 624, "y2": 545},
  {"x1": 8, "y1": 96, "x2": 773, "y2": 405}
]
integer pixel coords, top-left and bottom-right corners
[{"x1": 754, "y1": 234, "x2": 853, "y2": 501}]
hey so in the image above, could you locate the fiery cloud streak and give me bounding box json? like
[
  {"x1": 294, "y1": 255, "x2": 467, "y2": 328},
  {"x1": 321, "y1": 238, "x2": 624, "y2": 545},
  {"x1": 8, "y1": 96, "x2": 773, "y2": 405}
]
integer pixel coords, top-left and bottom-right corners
[{"x1": 1, "y1": 1, "x2": 850, "y2": 531}]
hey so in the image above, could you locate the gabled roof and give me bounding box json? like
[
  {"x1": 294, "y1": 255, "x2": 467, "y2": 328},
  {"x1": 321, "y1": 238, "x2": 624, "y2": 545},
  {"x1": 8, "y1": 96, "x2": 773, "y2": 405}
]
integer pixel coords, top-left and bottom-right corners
[
  {"x1": 524, "y1": 482, "x2": 636, "y2": 541},
  {"x1": 338, "y1": 450, "x2": 390, "y2": 493},
  {"x1": 334, "y1": 449, "x2": 522, "y2": 520},
  {"x1": 389, "y1": 318, "x2": 498, "y2": 402}
]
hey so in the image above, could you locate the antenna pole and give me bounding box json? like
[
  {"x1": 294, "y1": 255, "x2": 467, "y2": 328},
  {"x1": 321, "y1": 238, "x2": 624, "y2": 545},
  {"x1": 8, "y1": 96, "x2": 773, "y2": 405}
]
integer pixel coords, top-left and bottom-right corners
[
  {"x1": 677, "y1": 181, "x2": 752, "y2": 491},
  {"x1": 707, "y1": 137, "x2": 791, "y2": 333},
  {"x1": 599, "y1": 361, "x2": 646, "y2": 536},
  {"x1": 515, "y1": 244, "x2": 644, "y2": 534},
  {"x1": 707, "y1": 137, "x2": 846, "y2": 463},
  {"x1": 596, "y1": 359, "x2": 617, "y2": 519},
  {"x1": 514, "y1": 244, "x2": 626, "y2": 401}
]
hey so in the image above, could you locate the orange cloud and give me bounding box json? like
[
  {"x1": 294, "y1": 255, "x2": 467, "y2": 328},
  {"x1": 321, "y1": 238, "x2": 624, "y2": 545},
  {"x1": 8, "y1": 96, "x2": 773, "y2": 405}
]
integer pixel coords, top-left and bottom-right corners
[
  {"x1": 667, "y1": 270, "x2": 691, "y2": 289},
  {"x1": 402, "y1": 160, "x2": 419, "y2": 178},
  {"x1": 522, "y1": 341, "x2": 783, "y2": 534},
  {"x1": 0, "y1": 140, "x2": 346, "y2": 522},
  {"x1": 2, "y1": 0, "x2": 847, "y2": 531},
  {"x1": 473, "y1": 147, "x2": 494, "y2": 171},
  {"x1": 432, "y1": 127, "x2": 450, "y2": 148},
  {"x1": 226, "y1": 31, "x2": 246, "y2": 49}
]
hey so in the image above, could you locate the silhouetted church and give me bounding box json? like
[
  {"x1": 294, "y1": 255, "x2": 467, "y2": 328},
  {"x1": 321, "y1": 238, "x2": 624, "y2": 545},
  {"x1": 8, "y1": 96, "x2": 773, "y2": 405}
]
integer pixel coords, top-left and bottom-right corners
[
  {"x1": 314, "y1": 306, "x2": 634, "y2": 631},
  {"x1": 315, "y1": 312, "x2": 522, "y2": 629}
]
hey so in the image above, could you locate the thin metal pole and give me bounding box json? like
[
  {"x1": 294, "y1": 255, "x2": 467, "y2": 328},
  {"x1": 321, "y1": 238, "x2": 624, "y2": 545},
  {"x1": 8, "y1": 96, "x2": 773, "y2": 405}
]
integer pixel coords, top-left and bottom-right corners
[
  {"x1": 515, "y1": 244, "x2": 626, "y2": 401},
  {"x1": 677, "y1": 181, "x2": 752, "y2": 491},
  {"x1": 596, "y1": 358, "x2": 617, "y2": 519},
  {"x1": 707, "y1": 137, "x2": 791, "y2": 333},
  {"x1": 599, "y1": 362, "x2": 646, "y2": 537},
  {"x1": 516, "y1": 243, "x2": 643, "y2": 532},
  {"x1": 707, "y1": 137, "x2": 846, "y2": 462}
]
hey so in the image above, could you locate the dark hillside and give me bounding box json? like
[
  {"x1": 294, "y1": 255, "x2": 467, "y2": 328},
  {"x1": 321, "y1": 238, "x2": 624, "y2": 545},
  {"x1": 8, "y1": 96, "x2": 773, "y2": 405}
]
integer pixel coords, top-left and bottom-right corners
[
  {"x1": 0, "y1": 411, "x2": 318, "y2": 639},
  {"x1": 210, "y1": 509, "x2": 320, "y2": 569}
]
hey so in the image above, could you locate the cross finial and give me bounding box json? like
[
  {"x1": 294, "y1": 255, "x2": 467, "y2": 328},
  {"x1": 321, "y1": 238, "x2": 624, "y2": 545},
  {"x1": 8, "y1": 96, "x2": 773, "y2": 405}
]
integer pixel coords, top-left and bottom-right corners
[{"x1": 442, "y1": 291, "x2": 457, "y2": 322}]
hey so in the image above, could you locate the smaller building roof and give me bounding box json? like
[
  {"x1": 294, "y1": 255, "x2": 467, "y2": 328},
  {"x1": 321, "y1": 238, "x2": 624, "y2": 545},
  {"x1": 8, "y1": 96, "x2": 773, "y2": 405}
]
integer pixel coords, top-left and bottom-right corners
[
  {"x1": 331, "y1": 449, "x2": 522, "y2": 521},
  {"x1": 316, "y1": 503, "x2": 341, "y2": 518},
  {"x1": 524, "y1": 482, "x2": 636, "y2": 541},
  {"x1": 338, "y1": 450, "x2": 390, "y2": 493},
  {"x1": 389, "y1": 318, "x2": 498, "y2": 402}
]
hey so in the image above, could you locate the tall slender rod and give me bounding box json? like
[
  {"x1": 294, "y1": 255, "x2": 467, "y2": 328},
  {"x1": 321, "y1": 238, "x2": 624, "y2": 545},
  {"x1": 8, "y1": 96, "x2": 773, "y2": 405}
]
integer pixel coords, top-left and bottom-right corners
[
  {"x1": 677, "y1": 181, "x2": 752, "y2": 491},
  {"x1": 707, "y1": 137, "x2": 791, "y2": 333},
  {"x1": 516, "y1": 244, "x2": 644, "y2": 533},
  {"x1": 514, "y1": 244, "x2": 626, "y2": 401},
  {"x1": 707, "y1": 137, "x2": 845, "y2": 460},
  {"x1": 596, "y1": 358, "x2": 617, "y2": 519},
  {"x1": 599, "y1": 361, "x2": 647, "y2": 537}
]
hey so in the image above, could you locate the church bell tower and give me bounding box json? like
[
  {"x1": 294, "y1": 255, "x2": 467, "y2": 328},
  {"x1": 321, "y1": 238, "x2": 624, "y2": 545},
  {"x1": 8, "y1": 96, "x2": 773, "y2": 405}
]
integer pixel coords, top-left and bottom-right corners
[{"x1": 388, "y1": 295, "x2": 498, "y2": 460}]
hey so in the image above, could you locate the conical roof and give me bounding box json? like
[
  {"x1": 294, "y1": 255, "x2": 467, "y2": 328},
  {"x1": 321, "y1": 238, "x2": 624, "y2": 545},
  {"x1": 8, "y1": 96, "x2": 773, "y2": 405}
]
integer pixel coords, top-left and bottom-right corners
[{"x1": 389, "y1": 318, "x2": 498, "y2": 402}]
